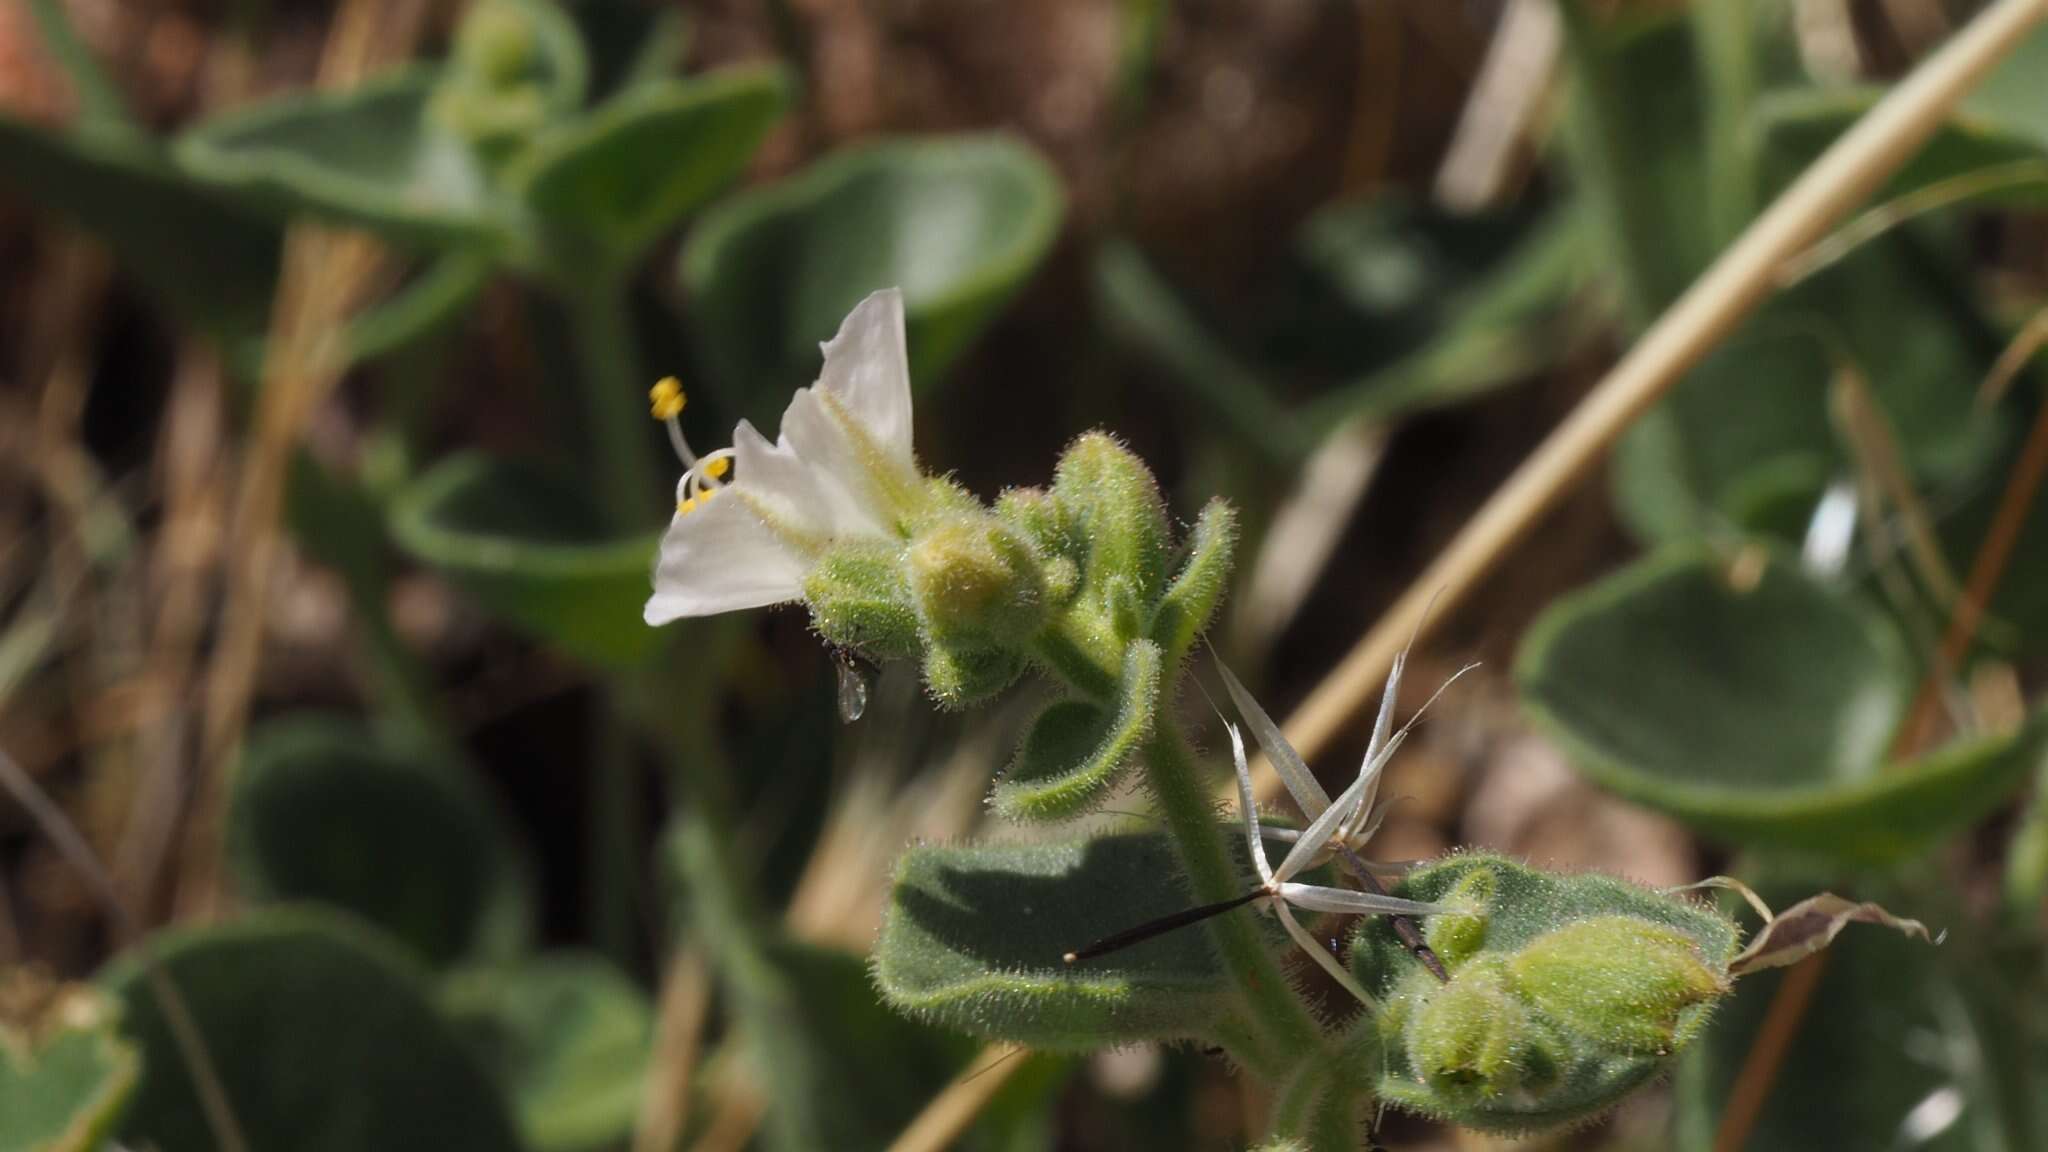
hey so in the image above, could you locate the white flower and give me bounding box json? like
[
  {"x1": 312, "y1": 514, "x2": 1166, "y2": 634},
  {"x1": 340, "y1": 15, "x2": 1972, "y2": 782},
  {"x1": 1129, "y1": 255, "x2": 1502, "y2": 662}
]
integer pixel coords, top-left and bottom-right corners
[{"x1": 644, "y1": 288, "x2": 923, "y2": 625}]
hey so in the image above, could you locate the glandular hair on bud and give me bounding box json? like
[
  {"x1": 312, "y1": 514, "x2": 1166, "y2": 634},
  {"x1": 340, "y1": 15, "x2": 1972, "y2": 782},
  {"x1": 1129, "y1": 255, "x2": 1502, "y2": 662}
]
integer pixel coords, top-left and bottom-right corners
[
  {"x1": 1508, "y1": 917, "x2": 1729, "y2": 1054},
  {"x1": 907, "y1": 518, "x2": 1048, "y2": 648}
]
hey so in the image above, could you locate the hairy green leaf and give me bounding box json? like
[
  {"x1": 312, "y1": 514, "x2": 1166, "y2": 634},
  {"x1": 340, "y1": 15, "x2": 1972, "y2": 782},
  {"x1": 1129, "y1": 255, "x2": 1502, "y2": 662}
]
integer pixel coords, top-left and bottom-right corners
[
  {"x1": 519, "y1": 67, "x2": 790, "y2": 265},
  {"x1": 1518, "y1": 547, "x2": 2048, "y2": 861},
  {"x1": 681, "y1": 134, "x2": 1063, "y2": 415},
  {"x1": 389, "y1": 453, "x2": 662, "y2": 666},
  {"x1": 875, "y1": 833, "x2": 1230, "y2": 1048},
  {"x1": 229, "y1": 717, "x2": 530, "y2": 968},
  {"x1": 442, "y1": 954, "x2": 650, "y2": 1152},
  {"x1": 177, "y1": 68, "x2": 516, "y2": 252},
  {"x1": 101, "y1": 910, "x2": 522, "y2": 1152},
  {"x1": 0, "y1": 981, "x2": 138, "y2": 1152},
  {"x1": 1149, "y1": 500, "x2": 1236, "y2": 666},
  {"x1": 992, "y1": 641, "x2": 1160, "y2": 822},
  {"x1": 0, "y1": 115, "x2": 278, "y2": 340}
]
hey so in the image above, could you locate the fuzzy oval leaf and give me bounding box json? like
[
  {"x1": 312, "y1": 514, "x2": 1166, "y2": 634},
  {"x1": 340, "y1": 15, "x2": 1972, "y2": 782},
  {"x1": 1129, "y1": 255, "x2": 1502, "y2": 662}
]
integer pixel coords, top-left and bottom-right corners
[
  {"x1": 1519, "y1": 548, "x2": 2048, "y2": 860},
  {"x1": 992, "y1": 642, "x2": 1159, "y2": 823},
  {"x1": 681, "y1": 134, "x2": 1063, "y2": 414},
  {"x1": 0, "y1": 115, "x2": 279, "y2": 340},
  {"x1": 874, "y1": 833, "x2": 1229, "y2": 1049},
  {"x1": 0, "y1": 981, "x2": 138, "y2": 1152},
  {"x1": 519, "y1": 67, "x2": 789, "y2": 263},
  {"x1": 1750, "y1": 26, "x2": 2048, "y2": 223},
  {"x1": 1674, "y1": 878, "x2": 2037, "y2": 1151},
  {"x1": 176, "y1": 68, "x2": 514, "y2": 251},
  {"x1": 229, "y1": 717, "x2": 530, "y2": 969},
  {"x1": 100, "y1": 910, "x2": 522, "y2": 1152},
  {"x1": 442, "y1": 954, "x2": 650, "y2": 1152},
  {"x1": 1610, "y1": 242, "x2": 2003, "y2": 544},
  {"x1": 390, "y1": 453, "x2": 661, "y2": 666},
  {"x1": 1354, "y1": 853, "x2": 1738, "y2": 1134}
]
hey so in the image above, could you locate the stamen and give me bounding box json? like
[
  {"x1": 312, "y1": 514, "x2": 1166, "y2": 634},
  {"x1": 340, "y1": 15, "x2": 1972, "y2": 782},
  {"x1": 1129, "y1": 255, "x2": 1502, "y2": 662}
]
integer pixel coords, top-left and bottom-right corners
[
  {"x1": 652, "y1": 377, "x2": 698, "y2": 466},
  {"x1": 649, "y1": 377, "x2": 686, "y2": 421},
  {"x1": 702, "y1": 456, "x2": 730, "y2": 481}
]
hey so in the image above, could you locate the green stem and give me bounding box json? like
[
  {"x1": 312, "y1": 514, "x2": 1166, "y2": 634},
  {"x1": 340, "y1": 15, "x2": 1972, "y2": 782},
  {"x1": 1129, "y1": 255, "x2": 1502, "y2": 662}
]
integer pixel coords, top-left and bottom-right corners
[
  {"x1": 562, "y1": 271, "x2": 664, "y2": 532},
  {"x1": 1557, "y1": 0, "x2": 1689, "y2": 329},
  {"x1": 559, "y1": 268, "x2": 662, "y2": 960},
  {"x1": 1142, "y1": 720, "x2": 1321, "y2": 1078},
  {"x1": 1691, "y1": 0, "x2": 1760, "y2": 244},
  {"x1": 2004, "y1": 749, "x2": 2048, "y2": 932},
  {"x1": 26, "y1": 0, "x2": 133, "y2": 133}
]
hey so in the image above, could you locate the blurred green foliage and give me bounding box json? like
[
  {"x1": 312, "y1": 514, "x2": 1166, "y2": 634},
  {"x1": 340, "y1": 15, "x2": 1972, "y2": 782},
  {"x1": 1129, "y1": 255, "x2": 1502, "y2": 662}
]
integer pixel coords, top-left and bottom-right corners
[{"x1": 5, "y1": 0, "x2": 2048, "y2": 1148}]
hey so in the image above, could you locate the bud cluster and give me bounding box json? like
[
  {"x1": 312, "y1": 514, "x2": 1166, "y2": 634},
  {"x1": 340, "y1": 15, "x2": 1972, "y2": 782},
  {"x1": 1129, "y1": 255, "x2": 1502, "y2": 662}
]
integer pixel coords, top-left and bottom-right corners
[
  {"x1": 801, "y1": 433, "x2": 1232, "y2": 731},
  {"x1": 1353, "y1": 854, "x2": 1738, "y2": 1133},
  {"x1": 430, "y1": 0, "x2": 568, "y2": 150}
]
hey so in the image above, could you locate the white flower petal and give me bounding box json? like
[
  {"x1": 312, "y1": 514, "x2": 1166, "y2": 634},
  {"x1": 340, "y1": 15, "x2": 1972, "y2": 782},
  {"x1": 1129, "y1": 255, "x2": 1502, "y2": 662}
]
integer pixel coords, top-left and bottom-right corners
[
  {"x1": 731, "y1": 419, "x2": 830, "y2": 539},
  {"x1": 817, "y1": 287, "x2": 914, "y2": 468},
  {"x1": 779, "y1": 388, "x2": 894, "y2": 538},
  {"x1": 1278, "y1": 882, "x2": 1445, "y2": 919},
  {"x1": 644, "y1": 492, "x2": 807, "y2": 623}
]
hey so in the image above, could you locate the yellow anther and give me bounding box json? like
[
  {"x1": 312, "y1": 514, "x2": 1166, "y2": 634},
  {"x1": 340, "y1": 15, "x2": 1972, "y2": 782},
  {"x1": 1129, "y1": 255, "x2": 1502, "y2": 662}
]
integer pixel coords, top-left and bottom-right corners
[
  {"x1": 650, "y1": 377, "x2": 686, "y2": 421},
  {"x1": 676, "y1": 494, "x2": 697, "y2": 516},
  {"x1": 703, "y1": 456, "x2": 730, "y2": 480}
]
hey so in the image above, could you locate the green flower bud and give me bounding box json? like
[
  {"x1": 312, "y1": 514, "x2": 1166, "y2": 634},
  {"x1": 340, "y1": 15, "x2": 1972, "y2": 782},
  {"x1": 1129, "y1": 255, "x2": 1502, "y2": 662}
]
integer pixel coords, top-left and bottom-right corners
[
  {"x1": 1406, "y1": 959, "x2": 1529, "y2": 1101},
  {"x1": 1050, "y1": 433, "x2": 1170, "y2": 613},
  {"x1": 908, "y1": 517, "x2": 1048, "y2": 648},
  {"x1": 921, "y1": 641, "x2": 1023, "y2": 709},
  {"x1": 1356, "y1": 854, "x2": 1740, "y2": 1134},
  {"x1": 1508, "y1": 917, "x2": 1730, "y2": 1054},
  {"x1": 803, "y1": 542, "x2": 921, "y2": 661},
  {"x1": 453, "y1": 1, "x2": 539, "y2": 87},
  {"x1": 1423, "y1": 865, "x2": 1496, "y2": 968},
  {"x1": 995, "y1": 488, "x2": 1080, "y2": 607}
]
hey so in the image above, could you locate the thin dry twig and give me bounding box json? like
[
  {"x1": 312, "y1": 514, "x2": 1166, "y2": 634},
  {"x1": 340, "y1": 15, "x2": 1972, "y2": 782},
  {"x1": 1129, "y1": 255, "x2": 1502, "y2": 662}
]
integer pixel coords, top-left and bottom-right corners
[
  {"x1": 1711, "y1": 952, "x2": 1829, "y2": 1152},
  {"x1": 181, "y1": 0, "x2": 433, "y2": 916},
  {"x1": 1434, "y1": 0, "x2": 1561, "y2": 211},
  {"x1": 633, "y1": 948, "x2": 711, "y2": 1152},
  {"x1": 1236, "y1": 0, "x2": 2048, "y2": 811},
  {"x1": 1895, "y1": 331, "x2": 2048, "y2": 755},
  {"x1": 0, "y1": 741, "x2": 249, "y2": 1152},
  {"x1": 883, "y1": 1044, "x2": 1030, "y2": 1152}
]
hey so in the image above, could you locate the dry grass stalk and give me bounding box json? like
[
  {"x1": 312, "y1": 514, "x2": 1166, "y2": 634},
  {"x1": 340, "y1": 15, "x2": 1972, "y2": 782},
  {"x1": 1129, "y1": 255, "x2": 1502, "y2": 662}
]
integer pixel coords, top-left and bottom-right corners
[{"x1": 179, "y1": 0, "x2": 434, "y2": 916}]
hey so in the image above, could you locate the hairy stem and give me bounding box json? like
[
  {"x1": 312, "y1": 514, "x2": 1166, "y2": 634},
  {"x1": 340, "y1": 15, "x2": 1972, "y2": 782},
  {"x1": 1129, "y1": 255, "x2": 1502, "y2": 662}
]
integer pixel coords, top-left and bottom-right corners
[{"x1": 1142, "y1": 720, "x2": 1321, "y2": 1078}]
